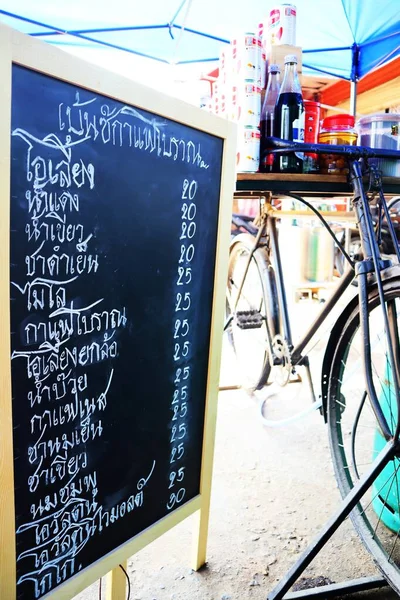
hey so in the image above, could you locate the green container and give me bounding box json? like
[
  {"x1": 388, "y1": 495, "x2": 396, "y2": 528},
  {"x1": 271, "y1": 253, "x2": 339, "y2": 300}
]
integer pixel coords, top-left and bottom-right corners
[
  {"x1": 372, "y1": 360, "x2": 400, "y2": 532},
  {"x1": 304, "y1": 226, "x2": 334, "y2": 283},
  {"x1": 306, "y1": 229, "x2": 319, "y2": 282}
]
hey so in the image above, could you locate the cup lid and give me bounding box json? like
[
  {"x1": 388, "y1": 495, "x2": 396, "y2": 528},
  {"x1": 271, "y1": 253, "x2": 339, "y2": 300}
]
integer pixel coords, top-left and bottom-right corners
[
  {"x1": 322, "y1": 114, "x2": 355, "y2": 130},
  {"x1": 358, "y1": 112, "x2": 400, "y2": 125}
]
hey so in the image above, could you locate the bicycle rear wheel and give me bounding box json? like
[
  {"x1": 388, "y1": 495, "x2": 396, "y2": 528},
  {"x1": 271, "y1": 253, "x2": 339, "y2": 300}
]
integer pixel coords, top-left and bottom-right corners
[
  {"x1": 226, "y1": 233, "x2": 280, "y2": 392},
  {"x1": 328, "y1": 275, "x2": 400, "y2": 591}
]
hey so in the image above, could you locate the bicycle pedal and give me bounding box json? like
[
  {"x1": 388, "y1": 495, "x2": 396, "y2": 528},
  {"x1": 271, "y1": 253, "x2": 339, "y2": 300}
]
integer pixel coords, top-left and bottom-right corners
[{"x1": 235, "y1": 310, "x2": 263, "y2": 329}]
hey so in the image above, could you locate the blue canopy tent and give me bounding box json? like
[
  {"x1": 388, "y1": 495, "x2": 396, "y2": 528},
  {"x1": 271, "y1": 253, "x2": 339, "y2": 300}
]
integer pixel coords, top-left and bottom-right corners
[{"x1": 1, "y1": 0, "x2": 399, "y2": 113}]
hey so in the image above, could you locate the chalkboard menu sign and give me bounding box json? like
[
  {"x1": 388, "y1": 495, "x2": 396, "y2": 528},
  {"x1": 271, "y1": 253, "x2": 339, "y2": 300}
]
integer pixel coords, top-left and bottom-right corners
[{"x1": 0, "y1": 25, "x2": 235, "y2": 600}]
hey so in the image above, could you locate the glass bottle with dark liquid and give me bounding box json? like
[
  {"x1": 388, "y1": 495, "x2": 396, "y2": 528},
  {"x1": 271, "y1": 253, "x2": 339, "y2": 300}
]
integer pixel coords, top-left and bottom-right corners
[
  {"x1": 273, "y1": 55, "x2": 305, "y2": 173},
  {"x1": 259, "y1": 64, "x2": 280, "y2": 172}
]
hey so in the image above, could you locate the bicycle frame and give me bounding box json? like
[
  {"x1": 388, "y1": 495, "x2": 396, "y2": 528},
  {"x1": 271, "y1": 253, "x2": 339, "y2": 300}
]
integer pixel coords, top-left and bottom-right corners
[{"x1": 232, "y1": 147, "x2": 400, "y2": 441}]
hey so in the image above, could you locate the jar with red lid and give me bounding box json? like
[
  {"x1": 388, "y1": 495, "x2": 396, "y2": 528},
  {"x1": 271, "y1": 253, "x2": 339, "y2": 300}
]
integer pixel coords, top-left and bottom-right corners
[{"x1": 318, "y1": 114, "x2": 358, "y2": 175}]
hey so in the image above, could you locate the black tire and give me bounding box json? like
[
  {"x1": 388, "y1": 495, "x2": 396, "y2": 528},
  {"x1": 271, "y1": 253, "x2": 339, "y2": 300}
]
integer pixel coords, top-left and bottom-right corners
[
  {"x1": 226, "y1": 233, "x2": 280, "y2": 392},
  {"x1": 327, "y1": 275, "x2": 400, "y2": 591}
]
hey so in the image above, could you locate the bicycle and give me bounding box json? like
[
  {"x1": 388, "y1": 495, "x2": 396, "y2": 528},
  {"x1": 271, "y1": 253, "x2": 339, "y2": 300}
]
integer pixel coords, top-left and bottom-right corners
[{"x1": 225, "y1": 137, "x2": 400, "y2": 593}]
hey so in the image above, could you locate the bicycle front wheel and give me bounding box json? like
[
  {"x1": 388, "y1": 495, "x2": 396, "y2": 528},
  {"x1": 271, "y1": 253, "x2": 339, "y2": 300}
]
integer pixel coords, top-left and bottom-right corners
[
  {"x1": 226, "y1": 233, "x2": 280, "y2": 392},
  {"x1": 328, "y1": 275, "x2": 400, "y2": 591}
]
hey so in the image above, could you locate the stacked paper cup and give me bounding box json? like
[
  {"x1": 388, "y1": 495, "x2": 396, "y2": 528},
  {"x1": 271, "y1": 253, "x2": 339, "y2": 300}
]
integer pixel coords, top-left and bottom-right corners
[
  {"x1": 229, "y1": 33, "x2": 263, "y2": 172},
  {"x1": 207, "y1": 33, "x2": 266, "y2": 172},
  {"x1": 258, "y1": 4, "x2": 297, "y2": 49}
]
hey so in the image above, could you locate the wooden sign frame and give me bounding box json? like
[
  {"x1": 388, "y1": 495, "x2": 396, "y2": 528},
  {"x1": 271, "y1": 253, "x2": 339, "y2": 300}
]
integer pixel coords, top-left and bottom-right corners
[{"x1": 0, "y1": 23, "x2": 236, "y2": 600}]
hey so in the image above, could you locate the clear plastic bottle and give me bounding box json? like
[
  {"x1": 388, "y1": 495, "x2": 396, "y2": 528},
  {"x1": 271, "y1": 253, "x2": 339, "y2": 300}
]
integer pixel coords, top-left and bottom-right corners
[
  {"x1": 259, "y1": 64, "x2": 280, "y2": 172},
  {"x1": 273, "y1": 54, "x2": 305, "y2": 173}
]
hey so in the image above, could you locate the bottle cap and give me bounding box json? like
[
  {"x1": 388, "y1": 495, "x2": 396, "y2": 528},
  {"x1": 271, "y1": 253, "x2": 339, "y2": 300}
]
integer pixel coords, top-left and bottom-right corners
[
  {"x1": 284, "y1": 54, "x2": 298, "y2": 64},
  {"x1": 268, "y1": 64, "x2": 280, "y2": 73}
]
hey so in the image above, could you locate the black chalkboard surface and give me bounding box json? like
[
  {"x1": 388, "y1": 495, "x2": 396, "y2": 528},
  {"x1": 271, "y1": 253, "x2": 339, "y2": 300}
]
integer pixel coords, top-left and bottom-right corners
[{"x1": 10, "y1": 64, "x2": 223, "y2": 600}]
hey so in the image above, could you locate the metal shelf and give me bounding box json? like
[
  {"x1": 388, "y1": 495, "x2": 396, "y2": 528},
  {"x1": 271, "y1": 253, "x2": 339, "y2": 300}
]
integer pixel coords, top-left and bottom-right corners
[{"x1": 236, "y1": 173, "x2": 400, "y2": 196}]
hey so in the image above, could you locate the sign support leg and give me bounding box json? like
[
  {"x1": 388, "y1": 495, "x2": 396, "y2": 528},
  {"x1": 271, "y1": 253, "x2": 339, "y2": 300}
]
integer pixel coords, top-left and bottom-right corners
[
  {"x1": 191, "y1": 503, "x2": 210, "y2": 570},
  {"x1": 106, "y1": 561, "x2": 127, "y2": 600},
  {"x1": 191, "y1": 383, "x2": 218, "y2": 571},
  {"x1": 191, "y1": 371, "x2": 219, "y2": 570},
  {"x1": 191, "y1": 300, "x2": 224, "y2": 572}
]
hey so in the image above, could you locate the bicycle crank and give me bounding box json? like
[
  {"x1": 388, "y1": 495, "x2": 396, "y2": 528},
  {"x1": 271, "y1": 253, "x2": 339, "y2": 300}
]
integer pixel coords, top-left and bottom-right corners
[{"x1": 271, "y1": 335, "x2": 301, "y2": 387}]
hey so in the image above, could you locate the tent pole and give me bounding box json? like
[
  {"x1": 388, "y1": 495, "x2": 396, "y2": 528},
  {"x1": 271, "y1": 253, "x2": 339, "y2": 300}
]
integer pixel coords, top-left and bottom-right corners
[
  {"x1": 350, "y1": 80, "x2": 357, "y2": 116},
  {"x1": 349, "y1": 44, "x2": 359, "y2": 117}
]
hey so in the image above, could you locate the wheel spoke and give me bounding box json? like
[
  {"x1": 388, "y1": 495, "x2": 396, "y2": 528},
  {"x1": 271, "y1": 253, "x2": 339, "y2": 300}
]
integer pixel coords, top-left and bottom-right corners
[
  {"x1": 372, "y1": 463, "x2": 400, "y2": 539},
  {"x1": 226, "y1": 238, "x2": 278, "y2": 392}
]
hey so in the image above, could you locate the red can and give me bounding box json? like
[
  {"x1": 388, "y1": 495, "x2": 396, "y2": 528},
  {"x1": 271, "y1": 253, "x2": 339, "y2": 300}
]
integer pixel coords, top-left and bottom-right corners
[{"x1": 303, "y1": 100, "x2": 321, "y2": 172}]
